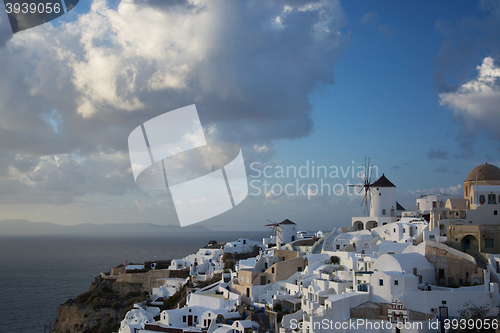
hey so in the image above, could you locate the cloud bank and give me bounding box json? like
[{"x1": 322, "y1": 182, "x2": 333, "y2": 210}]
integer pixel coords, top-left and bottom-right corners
[{"x1": 0, "y1": 0, "x2": 347, "y2": 206}]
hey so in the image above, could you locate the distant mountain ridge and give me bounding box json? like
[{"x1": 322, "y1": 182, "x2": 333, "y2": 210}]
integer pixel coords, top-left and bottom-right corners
[{"x1": 0, "y1": 219, "x2": 212, "y2": 236}]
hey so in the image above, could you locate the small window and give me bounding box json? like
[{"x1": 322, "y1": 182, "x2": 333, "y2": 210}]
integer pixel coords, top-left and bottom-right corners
[
  {"x1": 379, "y1": 193, "x2": 381, "y2": 196},
  {"x1": 429, "y1": 235, "x2": 435, "y2": 240},
  {"x1": 394, "y1": 280, "x2": 399, "y2": 285},
  {"x1": 298, "y1": 267, "x2": 302, "y2": 272},
  {"x1": 485, "y1": 239, "x2": 494, "y2": 248},
  {"x1": 403, "y1": 229, "x2": 406, "y2": 233},
  {"x1": 336, "y1": 244, "x2": 340, "y2": 249},
  {"x1": 379, "y1": 279, "x2": 383, "y2": 286},
  {"x1": 393, "y1": 228, "x2": 396, "y2": 233},
  {"x1": 183, "y1": 316, "x2": 186, "y2": 322},
  {"x1": 382, "y1": 209, "x2": 386, "y2": 215},
  {"x1": 433, "y1": 201, "x2": 437, "y2": 208},
  {"x1": 480, "y1": 195, "x2": 485, "y2": 204},
  {"x1": 272, "y1": 267, "x2": 275, "y2": 274},
  {"x1": 495, "y1": 210, "x2": 498, "y2": 216}
]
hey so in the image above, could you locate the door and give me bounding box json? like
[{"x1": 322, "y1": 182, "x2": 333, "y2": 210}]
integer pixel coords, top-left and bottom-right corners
[{"x1": 188, "y1": 315, "x2": 193, "y2": 326}]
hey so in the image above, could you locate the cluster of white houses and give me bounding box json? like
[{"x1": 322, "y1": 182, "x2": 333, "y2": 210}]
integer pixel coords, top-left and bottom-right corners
[{"x1": 118, "y1": 162, "x2": 500, "y2": 333}]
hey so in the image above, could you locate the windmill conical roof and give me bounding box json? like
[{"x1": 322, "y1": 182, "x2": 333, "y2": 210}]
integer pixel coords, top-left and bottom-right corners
[{"x1": 371, "y1": 174, "x2": 396, "y2": 187}]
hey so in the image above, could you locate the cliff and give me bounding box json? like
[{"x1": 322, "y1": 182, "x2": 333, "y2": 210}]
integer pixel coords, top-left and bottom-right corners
[{"x1": 51, "y1": 275, "x2": 146, "y2": 333}]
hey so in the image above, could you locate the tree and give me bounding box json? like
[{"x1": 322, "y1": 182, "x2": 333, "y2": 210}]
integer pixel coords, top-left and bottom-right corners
[
  {"x1": 459, "y1": 301, "x2": 489, "y2": 321},
  {"x1": 330, "y1": 256, "x2": 340, "y2": 264},
  {"x1": 458, "y1": 301, "x2": 489, "y2": 332}
]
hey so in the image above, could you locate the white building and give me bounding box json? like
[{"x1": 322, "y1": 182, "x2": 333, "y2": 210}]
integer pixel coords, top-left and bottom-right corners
[{"x1": 352, "y1": 174, "x2": 405, "y2": 231}]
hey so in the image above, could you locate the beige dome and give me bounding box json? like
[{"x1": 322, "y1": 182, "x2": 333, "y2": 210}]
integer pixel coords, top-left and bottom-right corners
[{"x1": 466, "y1": 162, "x2": 500, "y2": 181}]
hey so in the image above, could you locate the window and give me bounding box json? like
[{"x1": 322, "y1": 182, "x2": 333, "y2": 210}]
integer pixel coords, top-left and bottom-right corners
[
  {"x1": 272, "y1": 267, "x2": 275, "y2": 274},
  {"x1": 440, "y1": 201, "x2": 445, "y2": 208},
  {"x1": 336, "y1": 244, "x2": 340, "y2": 250},
  {"x1": 393, "y1": 228, "x2": 396, "y2": 233},
  {"x1": 379, "y1": 279, "x2": 383, "y2": 286},
  {"x1": 495, "y1": 210, "x2": 498, "y2": 216},
  {"x1": 433, "y1": 201, "x2": 437, "y2": 208},
  {"x1": 489, "y1": 194, "x2": 497, "y2": 204},
  {"x1": 379, "y1": 193, "x2": 381, "y2": 196},
  {"x1": 480, "y1": 195, "x2": 485, "y2": 204},
  {"x1": 183, "y1": 316, "x2": 186, "y2": 323},
  {"x1": 403, "y1": 228, "x2": 406, "y2": 233},
  {"x1": 485, "y1": 239, "x2": 494, "y2": 248},
  {"x1": 394, "y1": 280, "x2": 399, "y2": 285},
  {"x1": 298, "y1": 267, "x2": 302, "y2": 272},
  {"x1": 429, "y1": 235, "x2": 435, "y2": 240},
  {"x1": 382, "y1": 209, "x2": 386, "y2": 215}
]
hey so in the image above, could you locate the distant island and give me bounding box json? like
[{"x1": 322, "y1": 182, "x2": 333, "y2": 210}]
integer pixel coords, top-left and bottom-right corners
[{"x1": 0, "y1": 219, "x2": 212, "y2": 236}]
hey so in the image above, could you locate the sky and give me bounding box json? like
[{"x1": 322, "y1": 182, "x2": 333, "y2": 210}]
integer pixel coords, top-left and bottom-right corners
[{"x1": 0, "y1": 0, "x2": 499, "y2": 232}]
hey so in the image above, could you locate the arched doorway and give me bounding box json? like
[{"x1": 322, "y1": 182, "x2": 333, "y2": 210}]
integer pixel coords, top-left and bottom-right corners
[
  {"x1": 366, "y1": 221, "x2": 378, "y2": 231},
  {"x1": 462, "y1": 235, "x2": 478, "y2": 253},
  {"x1": 246, "y1": 288, "x2": 250, "y2": 298},
  {"x1": 353, "y1": 221, "x2": 363, "y2": 230}
]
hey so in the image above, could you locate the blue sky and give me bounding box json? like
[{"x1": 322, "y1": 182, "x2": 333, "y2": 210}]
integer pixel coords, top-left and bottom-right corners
[
  {"x1": 0, "y1": 0, "x2": 499, "y2": 232},
  {"x1": 276, "y1": 0, "x2": 499, "y2": 195}
]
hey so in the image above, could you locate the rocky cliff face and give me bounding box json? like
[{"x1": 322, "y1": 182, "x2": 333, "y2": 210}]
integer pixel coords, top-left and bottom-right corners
[{"x1": 51, "y1": 276, "x2": 146, "y2": 333}]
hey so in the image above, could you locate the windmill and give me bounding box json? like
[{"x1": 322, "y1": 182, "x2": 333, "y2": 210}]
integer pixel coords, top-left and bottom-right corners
[
  {"x1": 349, "y1": 157, "x2": 376, "y2": 215},
  {"x1": 265, "y1": 219, "x2": 282, "y2": 245}
]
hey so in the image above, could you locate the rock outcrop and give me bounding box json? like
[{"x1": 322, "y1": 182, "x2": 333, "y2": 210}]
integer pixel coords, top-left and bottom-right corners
[{"x1": 51, "y1": 275, "x2": 145, "y2": 333}]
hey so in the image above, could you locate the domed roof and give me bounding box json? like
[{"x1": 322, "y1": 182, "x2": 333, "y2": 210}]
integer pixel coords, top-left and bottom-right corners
[{"x1": 466, "y1": 162, "x2": 500, "y2": 181}]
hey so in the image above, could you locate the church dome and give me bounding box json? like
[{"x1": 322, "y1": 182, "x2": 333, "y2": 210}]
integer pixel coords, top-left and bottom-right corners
[{"x1": 466, "y1": 162, "x2": 500, "y2": 181}]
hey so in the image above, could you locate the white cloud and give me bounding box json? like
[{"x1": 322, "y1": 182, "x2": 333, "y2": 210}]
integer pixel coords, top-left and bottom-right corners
[
  {"x1": 439, "y1": 57, "x2": 500, "y2": 138},
  {"x1": 0, "y1": 0, "x2": 347, "y2": 207}
]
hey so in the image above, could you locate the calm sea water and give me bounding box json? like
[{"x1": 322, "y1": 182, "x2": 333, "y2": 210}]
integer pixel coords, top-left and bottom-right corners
[{"x1": 0, "y1": 231, "x2": 268, "y2": 333}]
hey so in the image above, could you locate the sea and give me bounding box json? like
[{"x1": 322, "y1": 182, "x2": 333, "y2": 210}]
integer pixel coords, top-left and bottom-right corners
[{"x1": 0, "y1": 231, "x2": 268, "y2": 333}]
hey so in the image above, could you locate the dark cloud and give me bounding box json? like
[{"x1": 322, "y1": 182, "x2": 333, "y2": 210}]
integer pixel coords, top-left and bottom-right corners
[
  {"x1": 0, "y1": 9, "x2": 14, "y2": 46},
  {"x1": 390, "y1": 162, "x2": 409, "y2": 170},
  {"x1": 0, "y1": 0, "x2": 347, "y2": 205},
  {"x1": 433, "y1": 1, "x2": 500, "y2": 94},
  {"x1": 428, "y1": 148, "x2": 449, "y2": 160},
  {"x1": 435, "y1": 166, "x2": 449, "y2": 173}
]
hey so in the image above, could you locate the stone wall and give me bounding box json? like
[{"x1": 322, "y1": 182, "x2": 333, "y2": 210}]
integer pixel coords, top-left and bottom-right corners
[{"x1": 425, "y1": 243, "x2": 484, "y2": 287}]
